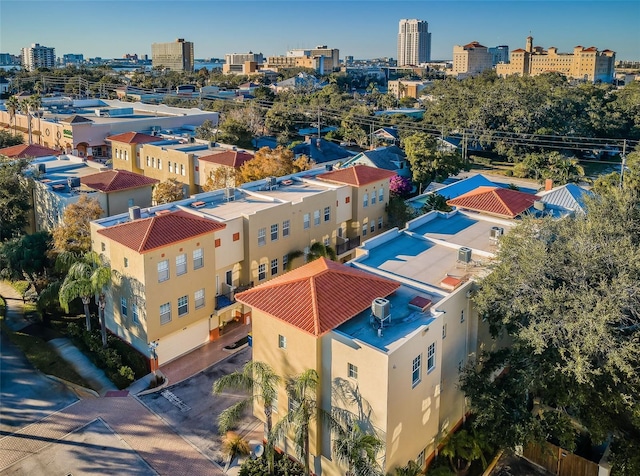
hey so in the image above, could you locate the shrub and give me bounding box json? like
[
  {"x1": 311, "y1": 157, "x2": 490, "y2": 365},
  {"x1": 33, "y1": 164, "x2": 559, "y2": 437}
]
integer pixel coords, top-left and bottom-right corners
[{"x1": 12, "y1": 281, "x2": 31, "y2": 298}]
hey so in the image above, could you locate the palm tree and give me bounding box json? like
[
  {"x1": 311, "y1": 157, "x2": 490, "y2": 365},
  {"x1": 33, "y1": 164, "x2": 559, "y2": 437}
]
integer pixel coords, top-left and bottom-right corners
[
  {"x1": 389, "y1": 461, "x2": 422, "y2": 476},
  {"x1": 332, "y1": 419, "x2": 384, "y2": 476},
  {"x1": 6, "y1": 95, "x2": 19, "y2": 137},
  {"x1": 439, "y1": 429, "x2": 489, "y2": 476},
  {"x1": 308, "y1": 242, "x2": 337, "y2": 261},
  {"x1": 271, "y1": 369, "x2": 328, "y2": 476},
  {"x1": 20, "y1": 94, "x2": 42, "y2": 145},
  {"x1": 58, "y1": 251, "x2": 112, "y2": 346},
  {"x1": 213, "y1": 360, "x2": 280, "y2": 474}
]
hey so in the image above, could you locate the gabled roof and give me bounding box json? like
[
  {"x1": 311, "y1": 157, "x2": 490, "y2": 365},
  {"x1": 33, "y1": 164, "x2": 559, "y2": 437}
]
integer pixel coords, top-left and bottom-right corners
[
  {"x1": 61, "y1": 115, "x2": 93, "y2": 124},
  {"x1": 318, "y1": 164, "x2": 396, "y2": 186},
  {"x1": 97, "y1": 210, "x2": 225, "y2": 253},
  {"x1": 341, "y1": 145, "x2": 406, "y2": 171},
  {"x1": 106, "y1": 132, "x2": 159, "y2": 144},
  {"x1": 537, "y1": 183, "x2": 592, "y2": 214},
  {"x1": 235, "y1": 258, "x2": 400, "y2": 337},
  {"x1": 446, "y1": 186, "x2": 537, "y2": 218},
  {"x1": 435, "y1": 174, "x2": 497, "y2": 200},
  {"x1": 292, "y1": 138, "x2": 352, "y2": 164},
  {"x1": 81, "y1": 169, "x2": 159, "y2": 193},
  {"x1": 374, "y1": 127, "x2": 399, "y2": 140},
  {"x1": 0, "y1": 143, "x2": 61, "y2": 158},
  {"x1": 198, "y1": 150, "x2": 253, "y2": 168}
]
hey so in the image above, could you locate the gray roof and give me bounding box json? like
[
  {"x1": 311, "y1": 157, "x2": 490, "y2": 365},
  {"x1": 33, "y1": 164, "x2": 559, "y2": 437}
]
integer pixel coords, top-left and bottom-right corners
[
  {"x1": 537, "y1": 183, "x2": 592, "y2": 214},
  {"x1": 342, "y1": 145, "x2": 406, "y2": 171}
]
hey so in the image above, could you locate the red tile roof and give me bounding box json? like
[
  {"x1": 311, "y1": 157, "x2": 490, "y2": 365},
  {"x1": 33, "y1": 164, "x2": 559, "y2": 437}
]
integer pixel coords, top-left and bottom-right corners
[
  {"x1": 464, "y1": 41, "x2": 486, "y2": 49},
  {"x1": 81, "y1": 170, "x2": 159, "y2": 193},
  {"x1": 198, "y1": 150, "x2": 253, "y2": 168},
  {"x1": 235, "y1": 258, "x2": 400, "y2": 337},
  {"x1": 97, "y1": 210, "x2": 225, "y2": 252},
  {"x1": 0, "y1": 143, "x2": 61, "y2": 158},
  {"x1": 106, "y1": 132, "x2": 159, "y2": 144},
  {"x1": 318, "y1": 165, "x2": 396, "y2": 186},
  {"x1": 446, "y1": 186, "x2": 537, "y2": 218},
  {"x1": 447, "y1": 187, "x2": 538, "y2": 218},
  {"x1": 511, "y1": 48, "x2": 526, "y2": 53}
]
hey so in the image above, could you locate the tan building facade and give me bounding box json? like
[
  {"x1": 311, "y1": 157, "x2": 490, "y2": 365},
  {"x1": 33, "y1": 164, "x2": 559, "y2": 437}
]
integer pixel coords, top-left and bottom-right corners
[
  {"x1": 452, "y1": 41, "x2": 493, "y2": 77},
  {"x1": 496, "y1": 36, "x2": 615, "y2": 82},
  {"x1": 151, "y1": 38, "x2": 194, "y2": 72}
]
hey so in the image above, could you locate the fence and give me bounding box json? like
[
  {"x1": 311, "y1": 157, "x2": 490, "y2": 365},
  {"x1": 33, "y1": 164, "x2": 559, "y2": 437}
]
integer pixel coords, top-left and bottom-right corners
[{"x1": 523, "y1": 442, "x2": 599, "y2": 476}]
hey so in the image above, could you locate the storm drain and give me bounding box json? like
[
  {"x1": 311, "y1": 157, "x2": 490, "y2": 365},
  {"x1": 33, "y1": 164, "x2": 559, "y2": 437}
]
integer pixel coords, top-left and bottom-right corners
[{"x1": 161, "y1": 389, "x2": 191, "y2": 412}]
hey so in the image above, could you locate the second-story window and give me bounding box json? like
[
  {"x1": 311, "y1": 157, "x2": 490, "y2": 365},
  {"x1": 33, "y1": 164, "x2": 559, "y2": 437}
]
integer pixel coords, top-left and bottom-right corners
[
  {"x1": 379, "y1": 188, "x2": 384, "y2": 202},
  {"x1": 193, "y1": 248, "x2": 204, "y2": 269},
  {"x1": 324, "y1": 206, "x2": 330, "y2": 222},
  {"x1": 271, "y1": 223, "x2": 278, "y2": 241},
  {"x1": 371, "y1": 190, "x2": 377, "y2": 205},
  {"x1": 176, "y1": 253, "x2": 187, "y2": 276},
  {"x1": 158, "y1": 259, "x2": 169, "y2": 282},
  {"x1": 258, "y1": 227, "x2": 266, "y2": 246},
  {"x1": 363, "y1": 193, "x2": 368, "y2": 208},
  {"x1": 283, "y1": 219, "x2": 290, "y2": 237},
  {"x1": 303, "y1": 213, "x2": 310, "y2": 229},
  {"x1": 314, "y1": 210, "x2": 320, "y2": 226}
]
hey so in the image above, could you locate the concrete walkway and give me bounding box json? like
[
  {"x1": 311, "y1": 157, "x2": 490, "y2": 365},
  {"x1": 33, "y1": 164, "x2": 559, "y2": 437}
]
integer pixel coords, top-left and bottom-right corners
[{"x1": 0, "y1": 281, "x2": 29, "y2": 331}]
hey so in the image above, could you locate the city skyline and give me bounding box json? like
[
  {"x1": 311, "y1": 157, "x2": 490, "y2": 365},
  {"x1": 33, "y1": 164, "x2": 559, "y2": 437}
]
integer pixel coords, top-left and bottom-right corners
[{"x1": 1, "y1": 0, "x2": 639, "y2": 62}]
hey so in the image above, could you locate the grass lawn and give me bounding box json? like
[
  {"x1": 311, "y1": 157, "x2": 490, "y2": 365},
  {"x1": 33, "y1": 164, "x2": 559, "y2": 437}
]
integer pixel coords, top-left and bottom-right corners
[{"x1": 0, "y1": 316, "x2": 94, "y2": 390}]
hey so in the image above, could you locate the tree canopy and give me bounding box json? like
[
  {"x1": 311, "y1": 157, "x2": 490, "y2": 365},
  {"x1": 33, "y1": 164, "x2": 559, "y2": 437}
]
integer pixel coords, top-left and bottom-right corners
[
  {"x1": 0, "y1": 158, "x2": 31, "y2": 241},
  {"x1": 461, "y1": 188, "x2": 640, "y2": 472},
  {"x1": 237, "y1": 146, "x2": 313, "y2": 184},
  {"x1": 152, "y1": 178, "x2": 185, "y2": 205},
  {"x1": 52, "y1": 195, "x2": 103, "y2": 254},
  {"x1": 402, "y1": 132, "x2": 466, "y2": 185}
]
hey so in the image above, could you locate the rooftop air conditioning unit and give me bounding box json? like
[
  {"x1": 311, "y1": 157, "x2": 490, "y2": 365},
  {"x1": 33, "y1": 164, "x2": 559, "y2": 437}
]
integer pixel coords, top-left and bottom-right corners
[
  {"x1": 67, "y1": 177, "x2": 81, "y2": 188},
  {"x1": 129, "y1": 206, "x2": 141, "y2": 220},
  {"x1": 371, "y1": 297, "x2": 390, "y2": 321},
  {"x1": 533, "y1": 200, "x2": 546, "y2": 211},
  {"x1": 224, "y1": 187, "x2": 235, "y2": 201},
  {"x1": 458, "y1": 247, "x2": 472, "y2": 263},
  {"x1": 37, "y1": 163, "x2": 46, "y2": 174}
]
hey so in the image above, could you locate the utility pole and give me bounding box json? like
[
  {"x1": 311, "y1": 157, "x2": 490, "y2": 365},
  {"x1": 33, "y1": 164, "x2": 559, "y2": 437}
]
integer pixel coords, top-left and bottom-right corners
[{"x1": 619, "y1": 139, "x2": 627, "y2": 189}]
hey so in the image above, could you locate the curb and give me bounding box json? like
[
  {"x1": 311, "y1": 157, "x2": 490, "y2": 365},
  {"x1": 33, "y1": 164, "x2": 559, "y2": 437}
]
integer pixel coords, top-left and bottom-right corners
[
  {"x1": 134, "y1": 371, "x2": 170, "y2": 396},
  {"x1": 45, "y1": 374, "x2": 100, "y2": 399}
]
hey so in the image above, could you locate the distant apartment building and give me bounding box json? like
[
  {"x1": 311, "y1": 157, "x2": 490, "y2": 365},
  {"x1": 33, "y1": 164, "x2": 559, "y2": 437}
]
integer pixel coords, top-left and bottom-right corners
[
  {"x1": 62, "y1": 54, "x2": 84, "y2": 65},
  {"x1": 387, "y1": 79, "x2": 431, "y2": 99},
  {"x1": 397, "y1": 19, "x2": 431, "y2": 66},
  {"x1": 91, "y1": 164, "x2": 396, "y2": 365},
  {"x1": 21, "y1": 43, "x2": 56, "y2": 71},
  {"x1": 152, "y1": 38, "x2": 194, "y2": 72},
  {"x1": 451, "y1": 41, "x2": 493, "y2": 77},
  {"x1": 488, "y1": 45, "x2": 509, "y2": 65},
  {"x1": 267, "y1": 46, "x2": 339, "y2": 74},
  {"x1": 496, "y1": 36, "x2": 615, "y2": 82},
  {"x1": 223, "y1": 52, "x2": 264, "y2": 74},
  {"x1": 0, "y1": 53, "x2": 18, "y2": 66}
]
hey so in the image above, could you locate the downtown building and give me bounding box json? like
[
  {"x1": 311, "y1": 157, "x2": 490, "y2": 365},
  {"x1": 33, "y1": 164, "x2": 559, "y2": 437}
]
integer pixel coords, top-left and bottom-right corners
[
  {"x1": 451, "y1": 41, "x2": 493, "y2": 78},
  {"x1": 21, "y1": 43, "x2": 56, "y2": 71},
  {"x1": 397, "y1": 19, "x2": 431, "y2": 66},
  {"x1": 151, "y1": 38, "x2": 194, "y2": 72}
]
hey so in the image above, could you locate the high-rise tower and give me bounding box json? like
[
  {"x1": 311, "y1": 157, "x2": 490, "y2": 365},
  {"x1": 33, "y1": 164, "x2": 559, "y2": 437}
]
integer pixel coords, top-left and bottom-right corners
[{"x1": 397, "y1": 19, "x2": 431, "y2": 66}]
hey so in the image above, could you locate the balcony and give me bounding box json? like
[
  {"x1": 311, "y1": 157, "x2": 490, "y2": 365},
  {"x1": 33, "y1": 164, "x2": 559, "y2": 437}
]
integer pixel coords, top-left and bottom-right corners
[
  {"x1": 215, "y1": 282, "x2": 254, "y2": 311},
  {"x1": 336, "y1": 236, "x2": 361, "y2": 256}
]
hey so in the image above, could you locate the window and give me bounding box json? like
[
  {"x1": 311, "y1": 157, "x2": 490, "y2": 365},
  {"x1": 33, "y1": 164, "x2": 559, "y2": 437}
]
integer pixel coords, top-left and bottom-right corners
[
  {"x1": 132, "y1": 303, "x2": 139, "y2": 323},
  {"x1": 128, "y1": 198, "x2": 134, "y2": 207},
  {"x1": 283, "y1": 220, "x2": 290, "y2": 237},
  {"x1": 371, "y1": 191, "x2": 376, "y2": 205},
  {"x1": 271, "y1": 258, "x2": 278, "y2": 276},
  {"x1": 215, "y1": 238, "x2": 221, "y2": 248},
  {"x1": 124, "y1": 257, "x2": 128, "y2": 268},
  {"x1": 258, "y1": 227, "x2": 266, "y2": 246},
  {"x1": 158, "y1": 159, "x2": 162, "y2": 170},
  {"x1": 180, "y1": 164, "x2": 185, "y2": 176},
  {"x1": 363, "y1": 193, "x2": 368, "y2": 207},
  {"x1": 460, "y1": 310, "x2": 465, "y2": 323},
  {"x1": 442, "y1": 323, "x2": 447, "y2": 339},
  {"x1": 160, "y1": 302, "x2": 171, "y2": 324},
  {"x1": 193, "y1": 248, "x2": 204, "y2": 269},
  {"x1": 282, "y1": 254, "x2": 288, "y2": 272},
  {"x1": 348, "y1": 363, "x2": 358, "y2": 379},
  {"x1": 120, "y1": 297, "x2": 128, "y2": 317},
  {"x1": 101, "y1": 242, "x2": 106, "y2": 252},
  {"x1": 427, "y1": 343, "x2": 436, "y2": 372},
  {"x1": 271, "y1": 393, "x2": 278, "y2": 414},
  {"x1": 146, "y1": 156, "x2": 150, "y2": 166},
  {"x1": 378, "y1": 217, "x2": 383, "y2": 229},
  {"x1": 417, "y1": 449, "x2": 425, "y2": 469},
  {"x1": 233, "y1": 232, "x2": 240, "y2": 242},
  {"x1": 412, "y1": 355, "x2": 422, "y2": 387},
  {"x1": 314, "y1": 210, "x2": 320, "y2": 226},
  {"x1": 303, "y1": 213, "x2": 310, "y2": 229},
  {"x1": 168, "y1": 161, "x2": 173, "y2": 173},
  {"x1": 178, "y1": 295, "x2": 188, "y2": 316},
  {"x1": 258, "y1": 263, "x2": 266, "y2": 281},
  {"x1": 288, "y1": 396, "x2": 300, "y2": 413},
  {"x1": 370, "y1": 221, "x2": 375, "y2": 233},
  {"x1": 271, "y1": 223, "x2": 278, "y2": 241},
  {"x1": 345, "y1": 196, "x2": 350, "y2": 204},
  {"x1": 278, "y1": 334, "x2": 287, "y2": 349},
  {"x1": 176, "y1": 254, "x2": 187, "y2": 276},
  {"x1": 151, "y1": 157, "x2": 155, "y2": 168},
  {"x1": 362, "y1": 223, "x2": 367, "y2": 237},
  {"x1": 379, "y1": 188, "x2": 384, "y2": 202},
  {"x1": 158, "y1": 260, "x2": 169, "y2": 282},
  {"x1": 195, "y1": 289, "x2": 205, "y2": 309},
  {"x1": 324, "y1": 206, "x2": 330, "y2": 222}
]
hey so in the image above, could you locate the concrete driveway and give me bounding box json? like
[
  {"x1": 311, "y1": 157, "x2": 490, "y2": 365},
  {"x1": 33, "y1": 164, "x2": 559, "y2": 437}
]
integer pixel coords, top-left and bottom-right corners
[
  {"x1": 139, "y1": 346, "x2": 261, "y2": 464},
  {"x1": 0, "y1": 331, "x2": 78, "y2": 434}
]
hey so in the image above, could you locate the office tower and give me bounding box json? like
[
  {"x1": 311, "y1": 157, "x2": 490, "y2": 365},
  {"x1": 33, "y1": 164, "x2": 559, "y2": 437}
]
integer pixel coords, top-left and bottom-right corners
[
  {"x1": 397, "y1": 19, "x2": 431, "y2": 66},
  {"x1": 21, "y1": 43, "x2": 56, "y2": 71},
  {"x1": 151, "y1": 38, "x2": 194, "y2": 72}
]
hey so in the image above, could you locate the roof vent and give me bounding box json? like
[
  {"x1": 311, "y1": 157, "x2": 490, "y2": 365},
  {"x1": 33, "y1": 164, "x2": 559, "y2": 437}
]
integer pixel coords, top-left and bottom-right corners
[{"x1": 458, "y1": 247, "x2": 472, "y2": 263}]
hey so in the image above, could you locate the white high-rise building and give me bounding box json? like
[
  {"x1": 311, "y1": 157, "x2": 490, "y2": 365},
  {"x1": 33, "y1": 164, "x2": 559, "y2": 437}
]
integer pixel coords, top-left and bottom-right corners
[
  {"x1": 397, "y1": 19, "x2": 431, "y2": 66},
  {"x1": 21, "y1": 43, "x2": 56, "y2": 71}
]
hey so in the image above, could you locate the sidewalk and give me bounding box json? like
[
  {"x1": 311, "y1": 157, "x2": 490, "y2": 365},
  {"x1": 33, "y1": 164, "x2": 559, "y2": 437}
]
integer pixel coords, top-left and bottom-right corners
[{"x1": 0, "y1": 281, "x2": 29, "y2": 331}]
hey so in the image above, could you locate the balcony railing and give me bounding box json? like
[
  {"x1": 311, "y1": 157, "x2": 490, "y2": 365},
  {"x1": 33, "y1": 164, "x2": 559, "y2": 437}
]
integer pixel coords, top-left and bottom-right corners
[
  {"x1": 215, "y1": 282, "x2": 254, "y2": 311},
  {"x1": 336, "y1": 236, "x2": 361, "y2": 255}
]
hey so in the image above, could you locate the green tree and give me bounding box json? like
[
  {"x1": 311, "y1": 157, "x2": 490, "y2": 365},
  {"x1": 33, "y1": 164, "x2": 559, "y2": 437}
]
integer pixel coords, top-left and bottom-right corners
[
  {"x1": 421, "y1": 193, "x2": 452, "y2": 213},
  {"x1": 332, "y1": 419, "x2": 384, "y2": 476},
  {"x1": 5, "y1": 95, "x2": 20, "y2": 137},
  {"x1": 307, "y1": 242, "x2": 336, "y2": 262},
  {"x1": 387, "y1": 461, "x2": 422, "y2": 476},
  {"x1": 0, "y1": 231, "x2": 53, "y2": 297},
  {"x1": 0, "y1": 129, "x2": 24, "y2": 148},
  {"x1": 58, "y1": 251, "x2": 112, "y2": 345},
  {"x1": 218, "y1": 117, "x2": 254, "y2": 149},
  {"x1": 52, "y1": 195, "x2": 104, "y2": 254},
  {"x1": 461, "y1": 189, "x2": 640, "y2": 465},
  {"x1": 152, "y1": 178, "x2": 184, "y2": 204},
  {"x1": 385, "y1": 196, "x2": 416, "y2": 230},
  {"x1": 439, "y1": 429, "x2": 489, "y2": 475},
  {"x1": 237, "y1": 146, "x2": 313, "y2": 184},
  {"x1": 19, "y1": 94, "x2": 41, "y2": 145},
  {"x1": 213, "y1": 361, "x2": 281, "y2": 474},
  {"x1": 402, "y1": 133, "x2": 465, "y2": 185},
  {"x1": 0, "y1": 158, "x2": 31, "y2": 241}
]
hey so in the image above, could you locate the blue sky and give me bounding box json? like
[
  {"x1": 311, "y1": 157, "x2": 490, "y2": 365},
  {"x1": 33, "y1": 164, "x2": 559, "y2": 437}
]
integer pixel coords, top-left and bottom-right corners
[{"x1": 1, "y1": 0, "x2": 639, "y2": 61}]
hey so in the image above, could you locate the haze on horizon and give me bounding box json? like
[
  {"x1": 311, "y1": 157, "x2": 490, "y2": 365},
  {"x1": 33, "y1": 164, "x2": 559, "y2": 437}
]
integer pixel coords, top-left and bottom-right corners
[{"x1": 1, "y1": 0, "x2": 639, "y2": 61}]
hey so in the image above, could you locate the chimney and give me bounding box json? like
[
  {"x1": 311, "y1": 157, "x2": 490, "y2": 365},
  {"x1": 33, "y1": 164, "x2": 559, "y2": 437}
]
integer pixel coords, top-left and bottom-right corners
[{"x1": 545, "y1": 179, "x2": 553, "y2": 191}]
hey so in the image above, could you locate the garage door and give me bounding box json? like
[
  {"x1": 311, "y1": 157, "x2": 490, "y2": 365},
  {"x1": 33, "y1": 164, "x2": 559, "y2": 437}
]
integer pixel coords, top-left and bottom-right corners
[{"x1": 156, "y1": 320, "x2": 210, "y2": 365}]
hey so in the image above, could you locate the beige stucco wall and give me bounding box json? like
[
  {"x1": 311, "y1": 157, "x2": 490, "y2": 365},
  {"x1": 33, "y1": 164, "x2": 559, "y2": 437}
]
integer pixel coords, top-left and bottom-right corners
[
  {"x1": 138, "y1": 144, "x2": 198, "y2": 195},
  {"x1": 106, "y1": 187, "x2": 154, "y2": 216}
]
